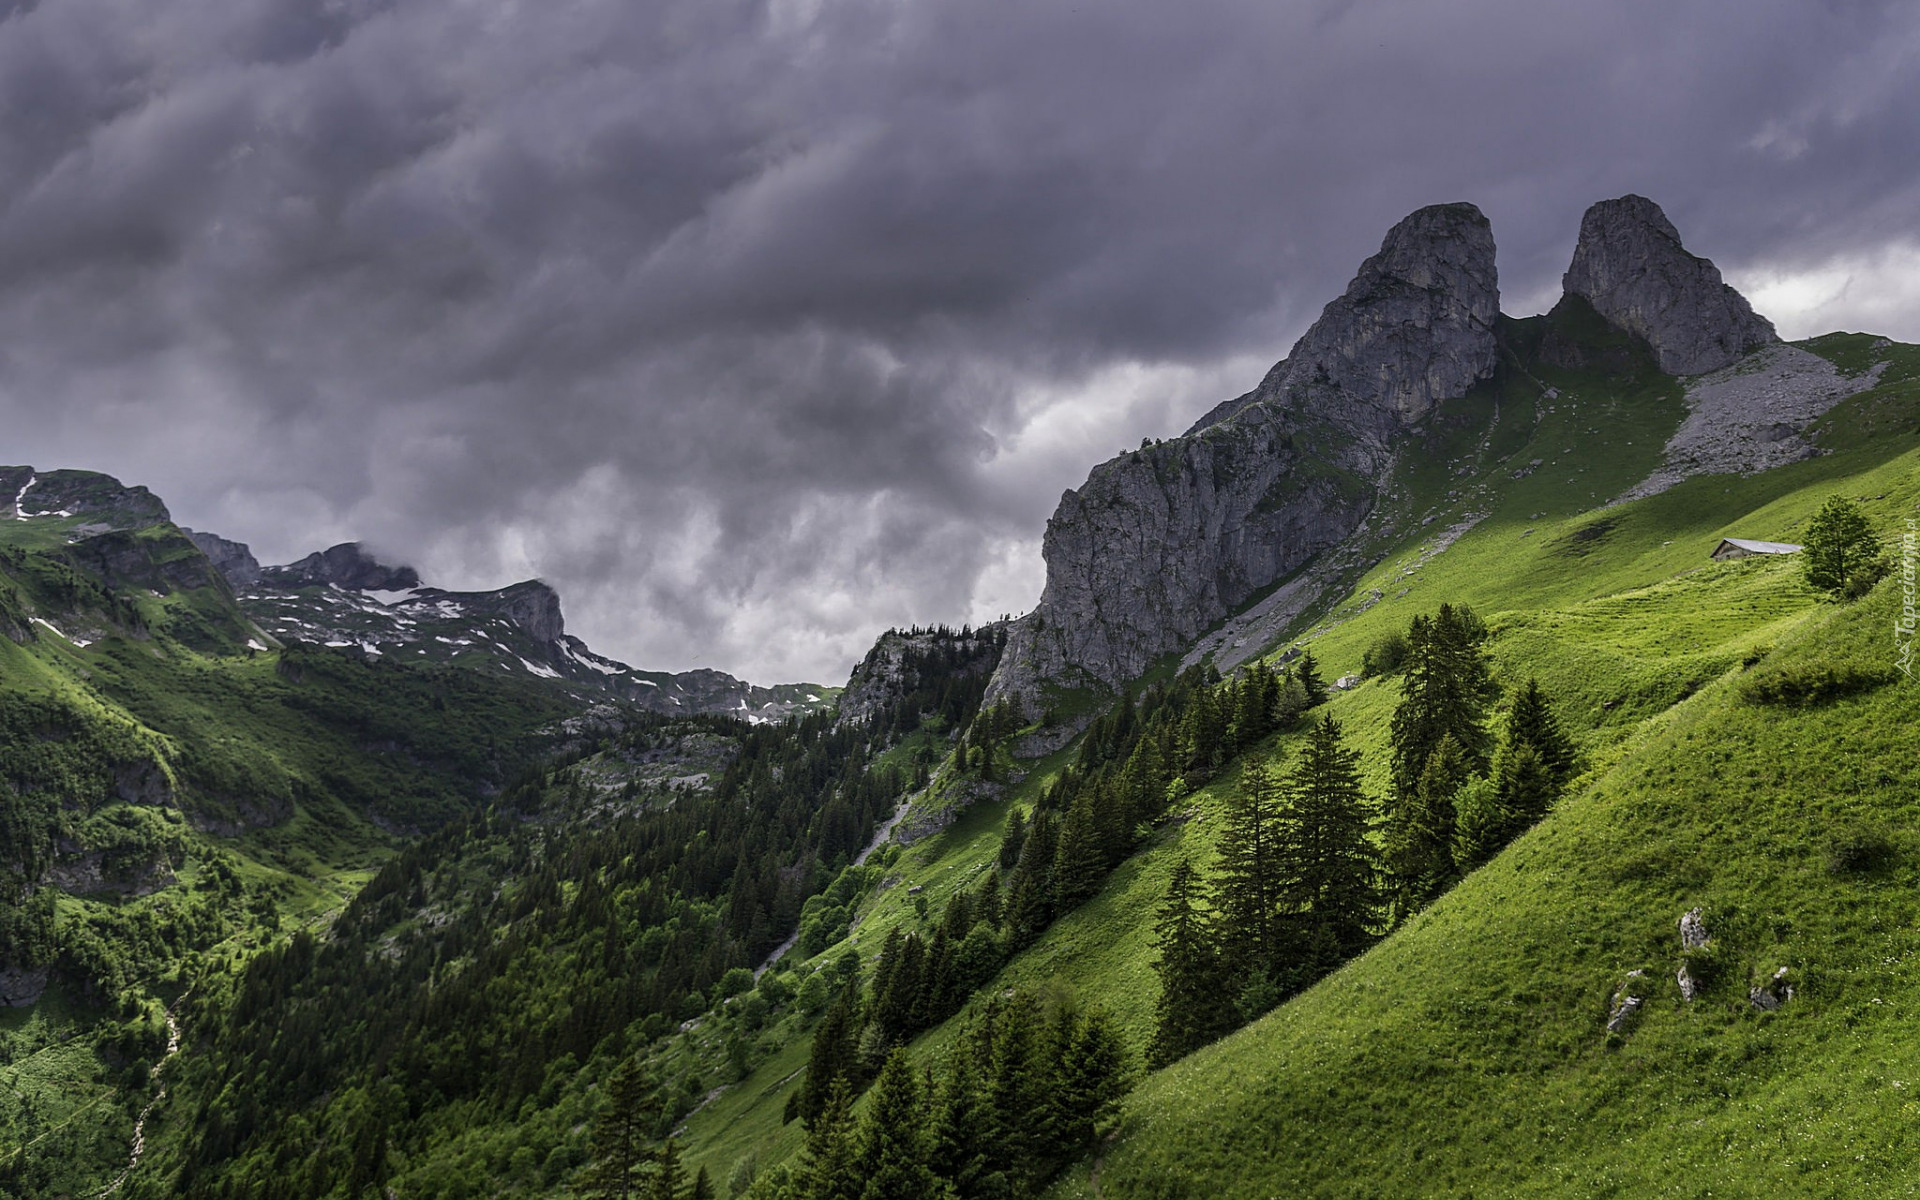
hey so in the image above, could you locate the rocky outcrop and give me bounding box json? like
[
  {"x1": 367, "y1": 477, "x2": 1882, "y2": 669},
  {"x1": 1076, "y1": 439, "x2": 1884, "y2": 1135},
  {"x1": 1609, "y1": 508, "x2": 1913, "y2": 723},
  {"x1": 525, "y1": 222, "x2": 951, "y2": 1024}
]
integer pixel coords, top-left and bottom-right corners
[
  {"x1": 1277, "y1": 201, "x2": 1500, "y2": 434},
  {"x1": 183, "y1": 529, "x2": 262, "y2": 590},
  {"x1": 0, "y1": 467, "x2": 171, "y2": 528},
  {"x1": 836, "y1": 627, "x2": 1004, "y2": 729},
  {"x1": 70, "y1": 528, "x2": 222, "y2": 595},
  {"x1": 0, "y1": 964, "x2": 48, "y2": 1008},
  {"x1": 1749, "y1": 966, "x2": 1794, "y2": 1011},
  {"x1": 988, "y1": 204, "x2": 1500, "y2": 710},
  {"x1": 460, "y1": 579, "x2": 564, "y2": 644},
  {"x1": 1563, "y1": 195, "x2": 1777, "y2": 376},
  {"x1": 263, "y1": 542, "x2": 421, "y2": 591}
]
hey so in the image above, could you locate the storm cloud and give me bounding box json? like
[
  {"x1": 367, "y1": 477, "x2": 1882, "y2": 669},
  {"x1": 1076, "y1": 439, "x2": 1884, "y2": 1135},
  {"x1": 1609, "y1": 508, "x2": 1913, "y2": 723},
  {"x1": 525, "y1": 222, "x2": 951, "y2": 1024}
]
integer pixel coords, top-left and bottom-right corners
[{"x1": 0, "y1": 0, "x2": 1916, "y2": 681}]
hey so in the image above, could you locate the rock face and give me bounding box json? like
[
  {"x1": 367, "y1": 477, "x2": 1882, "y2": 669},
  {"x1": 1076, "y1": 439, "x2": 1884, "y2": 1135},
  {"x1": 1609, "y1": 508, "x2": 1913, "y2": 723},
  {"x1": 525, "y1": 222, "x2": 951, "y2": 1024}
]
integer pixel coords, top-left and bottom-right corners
[
  {"x1": 263, "y1": 542, "x2": 422, "y2": 591},
  {"x1": 836, "y1": 627, "x2": 1004, "y2": 729},
  {"x1": 1277, "y1": 201, "x2": 1501, "y2": 434},
  {"x1": 988, "y1": 204, "x2": 1499, "y2": 709},
  {"x1": 183, "y1": 529, "x2": 262, "y2": 590},
  {"x1": 1563, "y1": 195, "x2": 1777, "y2": 376}
]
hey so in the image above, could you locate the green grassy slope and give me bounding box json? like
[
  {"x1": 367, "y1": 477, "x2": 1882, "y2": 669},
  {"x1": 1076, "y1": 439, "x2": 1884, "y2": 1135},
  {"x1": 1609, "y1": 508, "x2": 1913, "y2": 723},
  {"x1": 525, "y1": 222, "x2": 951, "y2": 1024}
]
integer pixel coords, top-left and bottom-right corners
[{"x1": 679, "y1": 329, "x2": 1920, "y2": 1193}]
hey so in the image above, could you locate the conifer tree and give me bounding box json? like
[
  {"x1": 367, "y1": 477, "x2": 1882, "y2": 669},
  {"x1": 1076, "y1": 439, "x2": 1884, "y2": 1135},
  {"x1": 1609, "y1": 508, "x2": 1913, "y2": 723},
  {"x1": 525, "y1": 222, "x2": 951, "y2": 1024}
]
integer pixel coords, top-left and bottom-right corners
[
  {"x1": 1492, "y1": 738, "x2": 1556, "y2": 829},
  {"x1": 688, "y1": 1165, "x2": 715, "y2": 1200},
  {"x1": 1450, "y1": 776, "x2": 1505, "y2": 872},
  {"x1": 1296, "y1": 650, "x2": 1328, "y2": 707},
  {"x1": 584, "y1": 1058, "x2": 662, "y2": 1199},
  {"x1": 1503, "y1": 678, "x2": 1576, "y2": 789},
  {"x1": 1386, "y1": 734, "x2": 1470, "y2": 915},
  {"x1": 1051, "y1": 791, "x2": 1107, "y2": 911},
  {"x1": 797, "y1": 1077, "x2": 861, "y2": 1200},
  {"x1": 1215, "y1": 761, "x2": 1289, "y2": 979},
  {"x1": 854, "y1": 1050, "x2": 945, "y2": 1200},
  {"x1": 1276, "y1": 716, "x2": 1382, "y2": 971},
  {"x1": 650, "y1": 1139, "x2": 686, "y2": 1200},
  {"x1": 798, "y1": 990, "x2": 859, "y2": 1128},
  {"x1": 983, "y1": 996, "x2": 1043, "y2": 1189},
  {"x1": 997, "y1": 808, "x2": 1028, "y2": 871},
  {"x1": 927, "y1": 1044, "x2": 992, "y2": 1200},
  {"x1": 1148, "y1": 858, "x2": 1228, "y2": 1067},
  {"x1": 1057, "y1": 1006, "x2": 1130, "y2": 1156}
]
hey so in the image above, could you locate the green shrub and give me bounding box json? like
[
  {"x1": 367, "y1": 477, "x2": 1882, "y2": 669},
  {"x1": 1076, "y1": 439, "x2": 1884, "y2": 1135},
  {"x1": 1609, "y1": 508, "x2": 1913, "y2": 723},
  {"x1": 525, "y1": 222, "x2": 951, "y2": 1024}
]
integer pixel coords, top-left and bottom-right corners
[{"x1": 1739, "y1": 660, "x2": 1896, "y2": 706}]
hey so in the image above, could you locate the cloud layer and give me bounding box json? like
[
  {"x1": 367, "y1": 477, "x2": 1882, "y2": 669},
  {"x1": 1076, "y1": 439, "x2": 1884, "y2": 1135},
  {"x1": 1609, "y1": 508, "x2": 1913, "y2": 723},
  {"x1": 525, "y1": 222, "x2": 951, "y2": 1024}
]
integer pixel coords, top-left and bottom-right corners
[{"x1": 0, "y1": 0, "x2": 1916, "y2": 681}]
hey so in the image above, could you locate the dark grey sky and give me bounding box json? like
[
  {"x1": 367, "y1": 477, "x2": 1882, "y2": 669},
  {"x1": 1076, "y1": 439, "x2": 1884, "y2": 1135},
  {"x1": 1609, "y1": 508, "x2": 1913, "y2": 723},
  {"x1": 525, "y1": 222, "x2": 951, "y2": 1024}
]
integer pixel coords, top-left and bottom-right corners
[{"x1": 1, "y1": 0, "x2": 1916, "y2": 683}]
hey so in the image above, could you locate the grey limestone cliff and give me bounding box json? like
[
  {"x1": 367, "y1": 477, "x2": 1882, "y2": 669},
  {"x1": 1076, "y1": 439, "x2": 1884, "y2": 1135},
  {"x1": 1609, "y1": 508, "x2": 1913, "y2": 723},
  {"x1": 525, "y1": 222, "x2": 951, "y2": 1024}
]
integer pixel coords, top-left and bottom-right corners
[
  {"x1": 183, "y1": 529, "x2": 262, "y2": 589},
  {"x1": 987, "y1": 203, "x2": 1500, "y2": 712},
  {"x1": 1562, "y1": 195, "x2": 1777, "y2": 376}
]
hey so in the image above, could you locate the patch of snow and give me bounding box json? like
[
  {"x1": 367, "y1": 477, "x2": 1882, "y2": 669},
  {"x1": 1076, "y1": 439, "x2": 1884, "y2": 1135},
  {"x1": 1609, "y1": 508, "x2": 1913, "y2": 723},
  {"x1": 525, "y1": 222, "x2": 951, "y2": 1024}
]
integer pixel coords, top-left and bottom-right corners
[
  {"x1": 30, "y1": 617, "x2": 92, "y2": 647},
  {"x1": 246, "y1": 638, "x2": 268, "y2": 652},
  {"x1": 324, "y1": 640, "x2": 352, "y2": 648},
  {"x1": 11, "y1": 473, "x2": 35, "y2": 518},
  {"x1": 360, "y1": 641, "x2": 383, "y2": 656},
  {"x1": 364, "y1": 588, "x2": 419, "y2": 605},
  {"x1": 806, "y1": 694, "x2": 820, "y2": 702},
  {"x1": 633, "y1": 678, "x2": 658, "y2": 687},
  {"x1": 519, "y1": 657, "x2": 561, "y2": 680}
]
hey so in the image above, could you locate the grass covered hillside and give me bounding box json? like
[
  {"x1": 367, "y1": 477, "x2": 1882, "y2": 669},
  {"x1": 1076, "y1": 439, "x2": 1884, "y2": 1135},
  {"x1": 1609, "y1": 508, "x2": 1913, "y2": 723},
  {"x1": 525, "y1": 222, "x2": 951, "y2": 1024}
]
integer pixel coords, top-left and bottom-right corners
[
  {"x1": 675, "y1": 328, "x2": 1920, "y2": 1197},
  {"x1": 0, "y1": 486, "x2": 576, "y2": 1198}
]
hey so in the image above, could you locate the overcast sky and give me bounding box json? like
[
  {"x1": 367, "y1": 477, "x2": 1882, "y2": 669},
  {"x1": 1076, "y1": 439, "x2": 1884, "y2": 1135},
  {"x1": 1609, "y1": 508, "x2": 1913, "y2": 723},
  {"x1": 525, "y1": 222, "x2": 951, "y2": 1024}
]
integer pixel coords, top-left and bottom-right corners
[{"x1": 1, "y1": 0, "x2": 1916, "y2": 683}]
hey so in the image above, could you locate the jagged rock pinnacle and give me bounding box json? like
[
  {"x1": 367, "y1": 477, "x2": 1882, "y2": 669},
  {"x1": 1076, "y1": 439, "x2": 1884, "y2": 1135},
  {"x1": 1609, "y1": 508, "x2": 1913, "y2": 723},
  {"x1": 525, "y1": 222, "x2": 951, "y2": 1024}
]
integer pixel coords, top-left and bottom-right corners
[
  {"x1": 1280, "y1": 201, "x2": 1500, "y2": 431},
  {"x1": 1562, "y1": 194, "x2": 1777, "y2": 375}
]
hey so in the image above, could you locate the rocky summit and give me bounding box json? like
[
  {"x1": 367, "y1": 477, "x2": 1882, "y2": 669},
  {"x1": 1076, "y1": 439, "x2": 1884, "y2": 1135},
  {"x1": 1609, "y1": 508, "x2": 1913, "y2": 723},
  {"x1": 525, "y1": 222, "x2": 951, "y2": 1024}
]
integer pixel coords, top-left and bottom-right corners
[
  {"x1": 1561, "y1": 194, "x2": 1777, "y2": 376},
  {"x1": 988, "y1": 203, "x2": 1501, "y2": 715},
  {"x1": 989, "y1": 193, "x2": 1804, "y2": 720}
]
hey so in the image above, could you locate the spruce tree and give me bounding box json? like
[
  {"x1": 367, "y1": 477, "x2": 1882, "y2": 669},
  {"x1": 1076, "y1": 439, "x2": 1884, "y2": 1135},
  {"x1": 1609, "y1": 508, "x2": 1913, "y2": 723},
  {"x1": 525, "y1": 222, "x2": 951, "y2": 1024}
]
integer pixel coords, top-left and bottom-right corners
[
  {"x1": 1276, "y1": 716, "x2": 1382, "y2": 971},
  {"x1": 688, "y1": 1165, "x2": 715, "y2": 1200},
  {"x1": 1214, "y1": 761, "x2": 1289, "y2": 980},
  {"x1": 1493, "y1": 738, "x2": 1556, "y2": 830},
  {"x1": 649, "y1": 1139, "x2": 686, "y2": 1200},
  {"x1": 584, "y1": 1058, "x2": 662, "y2": 1199},
  {"x1": 1147, "y1": 859, "x2": 1228, "y2": 1067},
  {"x1": 1296, "y1": 650, "x2": 1328, "y2": 707},
  {"x1": 1057, "y1": 1006, "x2": 1130, "y2": 1155},
  {"x1": 798, "y1": 990, "x2": 859, "y2": 1128},
  {"x1": 798, "y1": 1077, "x2": 861, "y2": 1200},
  {"x1": 1451, "y1": 776, "x2": 1505, "y2": 872},
  {"x1": 1504, "y1": 678, "x2": 1576, "y2": 789},
  {"x1": 997, "y1": 808, "x2": 1028, "y2": 871},
  {"x1": 1051, "y1": 791, "x2": 1107, "y2": 911},
  {"x1": 855, "y1": 1050, "x2": 944, "y2": 1200},
  {"x1": 1386, "y1": 734, "x2": 1470, "y2": 915},
  {"x1": 926, "y1": 1043, "x2": 992, "y2": 1200}
]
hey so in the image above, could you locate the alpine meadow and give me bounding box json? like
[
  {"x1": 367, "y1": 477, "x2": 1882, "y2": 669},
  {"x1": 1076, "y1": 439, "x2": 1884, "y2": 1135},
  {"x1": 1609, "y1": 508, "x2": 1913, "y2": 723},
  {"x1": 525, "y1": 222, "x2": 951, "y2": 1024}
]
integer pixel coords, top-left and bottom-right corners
[{"x1": 2, "y1": 8, "x2": 1920, "y2": 1195}]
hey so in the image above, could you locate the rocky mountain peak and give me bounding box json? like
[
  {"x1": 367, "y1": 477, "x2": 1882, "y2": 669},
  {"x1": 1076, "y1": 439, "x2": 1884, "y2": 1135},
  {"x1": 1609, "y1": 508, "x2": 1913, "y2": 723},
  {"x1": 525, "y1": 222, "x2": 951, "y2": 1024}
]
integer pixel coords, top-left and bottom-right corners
[
  {"x1": 1561, "y1": 194, "x2": 1777, "y2": 375},
  {"x1": 1279, "y1": 201, "x2": 1500, "y2": 431},
  {"x1": 182, "y1": 529, "x2": 262, "y2": 590},
  {"x1": 263, "y1": 542, "x2": 422, "y2": 591}
]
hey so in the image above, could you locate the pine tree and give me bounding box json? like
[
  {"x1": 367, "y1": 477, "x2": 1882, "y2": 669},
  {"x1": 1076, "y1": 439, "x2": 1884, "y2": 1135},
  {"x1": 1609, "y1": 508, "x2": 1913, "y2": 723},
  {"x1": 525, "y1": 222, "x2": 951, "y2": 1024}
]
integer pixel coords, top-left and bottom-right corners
[
  {"x1": 1451, "y1": 776, "x2": 1505, "y2": 873},
  {"x1": 1050, "y1": 791, "x2": 1107, "y2": 911},
  {"x1": 997, "y1": 808, "x2": 1028, "y2": 871},
  {"x1": 1296, "y1": 650, "x2": 1328, "y2": 707},
  {"x1": 1493, "y1": 738, "x2": 1556, "y2": 829},
  {"x1": 1057, "y1": 1005, "x2": 1130, "y2": 1155},
  {"x1": 1386, "y1": 734, "x2": 1470, "y2": 914},
  {"x1": 1214, "y1": 761, "x2": 1289, "y2": 979},
  {"x1": 798, "y1": 990, "x2": 859, "y2": 1128},
  {"x1": 1147, "y1": 859, "x2": 1228, "y2": 1067},
  {"x1": 688, "y1": 1165, "x2": 715, "y2": 1200},
  {"x1": 855, "y1": 1050, "x2": 945, "y2": 1200},
  {"x1": 797, "y1": 1077, "x2": 861, "y2": 1200},
  {"x1": 1504, "y1": 678, "x2": 1576, "y2": 788},
  {"x1": 1802, "y1": 494, "x2": 1884, "y2": 597},
  {"x1": 1276, "y1": 716, "x2": 1382, "y2": 972},
  {"x1": 649, "y1": 1139, "x2": 686, "y2": 1200},
  {"x1": 584, "y1": 1058, "x2": 662, "y2": 1199},
  {"x1": 926, "y1": 1044, "x2": 991, "y2": 1200}
]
